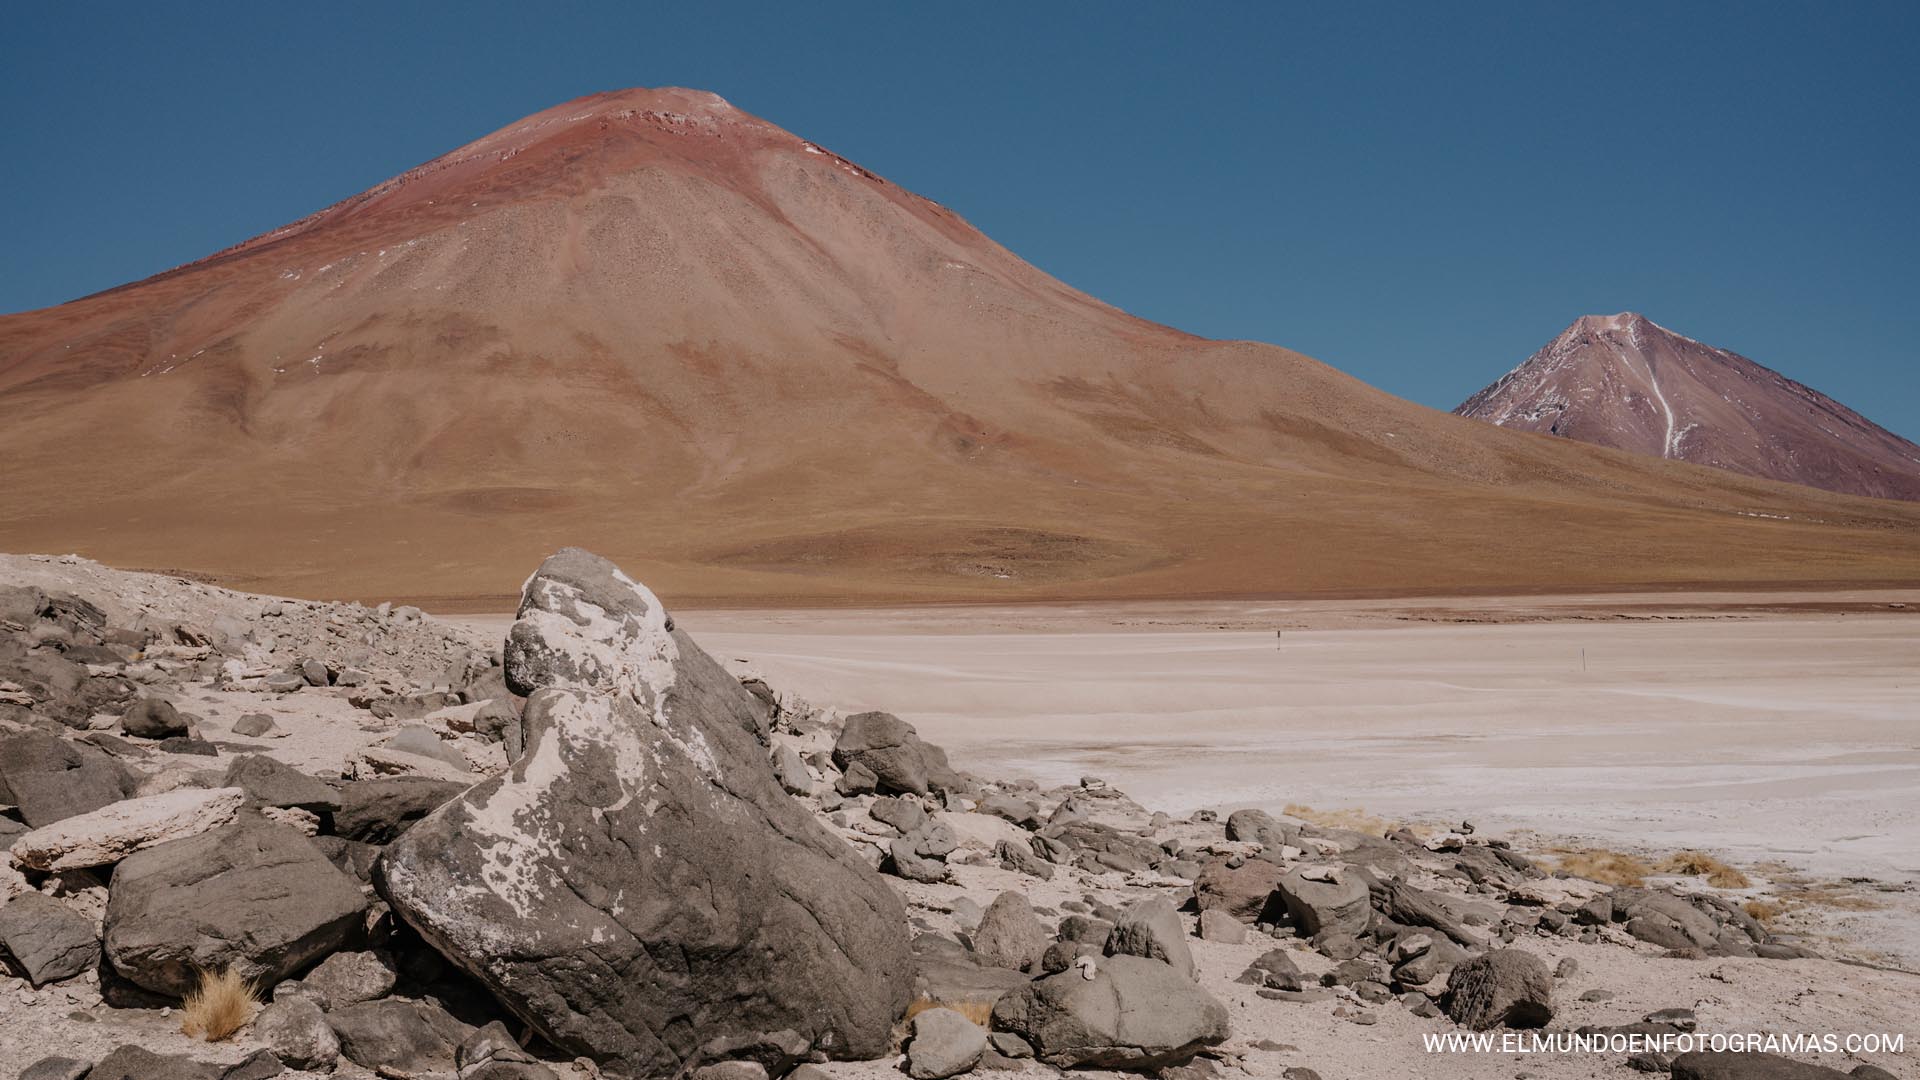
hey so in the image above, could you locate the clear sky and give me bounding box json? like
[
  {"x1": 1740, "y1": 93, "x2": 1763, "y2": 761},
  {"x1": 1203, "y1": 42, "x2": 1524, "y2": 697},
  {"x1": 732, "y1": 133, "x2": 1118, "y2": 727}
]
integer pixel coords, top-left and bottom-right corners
[{"x1": 4, "y1": 2, "x2": 1916, "y2": 437}]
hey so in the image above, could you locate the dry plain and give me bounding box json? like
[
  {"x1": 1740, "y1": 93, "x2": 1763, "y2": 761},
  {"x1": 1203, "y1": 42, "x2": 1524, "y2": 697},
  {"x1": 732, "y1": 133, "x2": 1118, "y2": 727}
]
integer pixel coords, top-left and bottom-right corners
[{"x1": 474, "y1": 590, "x2": 1920, "y2": 968}]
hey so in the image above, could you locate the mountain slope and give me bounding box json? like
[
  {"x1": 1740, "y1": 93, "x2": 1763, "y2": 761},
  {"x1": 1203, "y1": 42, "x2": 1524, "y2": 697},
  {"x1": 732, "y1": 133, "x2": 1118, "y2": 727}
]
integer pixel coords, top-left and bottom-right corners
[
  {"x1": 3, "y1": 90, "x2": 1919, "y2": 605},
  {"x1": 1457, "y1": 313, "x2": 1920, "y2": 501}
]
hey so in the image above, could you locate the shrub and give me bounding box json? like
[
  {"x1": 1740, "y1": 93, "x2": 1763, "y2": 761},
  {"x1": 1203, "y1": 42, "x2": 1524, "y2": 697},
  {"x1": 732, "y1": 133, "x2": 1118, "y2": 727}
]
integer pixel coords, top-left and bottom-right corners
[
  {"x1": 180, "y1": 966, "x2": 258, "y2": 1041},
  {"x1": 1659, "y1": 850, "x2": 1752, "y2": 889}
]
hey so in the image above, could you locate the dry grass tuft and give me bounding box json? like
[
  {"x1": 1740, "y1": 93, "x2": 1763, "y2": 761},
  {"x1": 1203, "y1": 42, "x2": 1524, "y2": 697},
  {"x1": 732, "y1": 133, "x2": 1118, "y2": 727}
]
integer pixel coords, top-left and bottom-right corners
[
  {"x1": 1781, "y1": 882, "x2": 1885, "y2": 913},
  {"x1": 180, "y1": 966, "x2": 258, "y2": 1041},
  {"x1": 1658, "y1": 850, "x2": 1752, "y2": 889},
  {"x1": 1552, "y1": 848, "x2": 1652, "y2": 887},
  {"x1": 903, "y1": 997, "x2": 993, "y2": 1027},
  {"x1": 1744, "y1": 899, "x2": 1787, "y2": 925},
  {"x1": 1281, "y1": 803, "x2": 1396, "y2": 836}
]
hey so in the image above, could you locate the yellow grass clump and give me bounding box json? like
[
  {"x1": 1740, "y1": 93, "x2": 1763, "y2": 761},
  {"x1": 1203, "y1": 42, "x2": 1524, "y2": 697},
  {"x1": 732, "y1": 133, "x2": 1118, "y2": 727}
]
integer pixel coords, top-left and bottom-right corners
[
  {"x1": 180, "y1": 966, "x2": 258, "y2": 1042},
  {"x1": 1658, "y1": 850, "x2": 1751, "y2": 889},
  {"x1": 1281, "y1": 803, "x2": 1396, "y2": 836},
  {"x1": 1744, "y1": 899, "x2": 1787, "y2": 925},
  {"x1": 1553, "y1": 848, "x2": 1652, "y2": 887},
  {"x1": 903, "y1": 997, "x2": 993, "y2": 1027}
]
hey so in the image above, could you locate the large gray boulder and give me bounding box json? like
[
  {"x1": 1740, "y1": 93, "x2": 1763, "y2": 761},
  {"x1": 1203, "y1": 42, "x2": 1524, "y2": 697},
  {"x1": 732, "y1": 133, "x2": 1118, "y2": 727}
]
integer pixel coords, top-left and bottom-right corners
[
  {"x1": 0, "y1": 891, "x2": 100, "y2": 985},
  {"x1": 831, "y1": 712, "x2": 956, "y2": 795},
  {"x1": 1445, "y1": 948, "x2": 1554, "y2": 1030},
  {"x1": 254, "y1": 995, "x2": 341, "y2": 1072},
  {"x1": 329, "y1": 997, "x2": 470, "y2": 1075},
  {"x1": 1104, "y1": 896, "x2": 1196, "y2": 980},
  {"x1": 1275, "y1": 865, "x2": 1371, "y2": 939},
  {"x1": 907, "y1": 1007, "x2": 988, "y2": 1079},
  {"x1": 376, "y1": 549, "x2": 913, "y2": 1078},
  {"x1": 990, "y1": 954, "x2": 1230, "y2": 1069},
  {"x1": 971, "y1": 891, "x2": 1049, "y2": 972},
  {"x1": 102, "y1": 817, "x2": 367, "y2": 997},
  {"x1": 331, "y1": 775, "x2": 469, "y2": 843},
  {"x1": 0, "y1": 732, "x2": 137, "y2": 827}
]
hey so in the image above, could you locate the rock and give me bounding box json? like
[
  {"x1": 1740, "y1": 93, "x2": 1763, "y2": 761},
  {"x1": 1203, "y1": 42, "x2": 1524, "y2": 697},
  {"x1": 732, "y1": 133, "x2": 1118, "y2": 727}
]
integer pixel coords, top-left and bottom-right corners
[
  {"x1": 222, "y1": 755, "x2": 339, "y2": 813},
  {"x1": 230, "y1": 713, "x2": 281, "y2": 738},
  {"x1": 328, "y1": 997, "x2": 469, "y2": 1075},
  {"x1": 835, "y1": 760, "x2": 879, "y2": 795},
  {"x1": 832, "y1": 711, "x2": 954, "y2": 795},
  {"x1": 1554, "y1": 956, "x2": 1578, "y2": 978},
  {"x1": 871, "y1": 795, "x2": 928, "y2": 834},
  {"x1": 772, "y1": 743, "x2": 813, "y2": 796},
  {"x1": 937, "y1": 811, "x2": 1031, "y2": 852},
  {"x1": 889, "y1": 835, "x2": 951, "y2": 883},
  {"x1": 907, "y1": 1007, "x2": 989, "y2": 1079},
  {"x1": 458, "y1": 1020, "x2": 561, "y2": 1079},
  {"x1": 332, "y1": 775, "x2": 470, "y2": 843},
  {"x1": 1617, "y1": 889, "x2": 1722, "y2": 951},
  {"x1": 254, "y1": 996, "x2": 340, "y2": 1071},
  {"x1": 1670, "y1": 1052, "x2": 1856, "y2": 1079},
  {"x1": 264, "y1": 671, "x2": 304, "y2": 694},
  {"x1": 1445, "y1": 949, "x2": 1554, "y2": 1030},
  {"x1": 693, "y1": 1064, "x2": 768, "y2": 1080},
  {"x1": 0, "y1": 732, "x2": 138, "y2": 826},
  {"x1": 9, "y1": 786, "x2": 244, "y2": 871},
  {"x1": 84, "y1": 1045, "x2": 221, "y2": 1080},
  {"x1": 121, "y1": 697, "x2": 187, "y2": 739},
  {"x1": 972, "y1": 891, "x2": 1050, "y2": 971},
  {"x1": 1104, "y1": 896, "x2": 1196, "y2": 980},
  {"x1": 1224, "y1": 809, "x2": 1298, "y2": 848},
  {"x1": 991, "y1": 954, "x2": 1230, "y2": 1069},
  {"x1": 1276, "y1": 865, "x2": 1370, "y2": 939},
  {"x1": 912, "y1": 934, "x2": 1032, "y2": 1013},
  {"x1": 1197, "y1": 909, "x2": 1248, "y2": 944},
  {"x1": 300, "y1": 948, "x2": 397, "y2": 1009},
  {"x1": 17, "y1": 1058, "x2": 92, "y2": 1080},
  {"x1": 102, "y1": 817, "x2": 367, "y2": 997},
  {"x1": 0, "y1": 891, "x2": 100, "y2": 985},
  {"x1": 217, "y1": 1049, "x2": 285, "y2": 1080},
  {"x1": 1235, "y1": 948, "x2": 1306, "y2": 992},
  {"x1": 300, "y1": 659, "x2": 331, "y2": 687},
  {"x1": 375, "y1": 549, "x2": 912, "y2": 1078},
  {"x1": 1192, "y1": 856, "x2": 1286, "y2": 923},
  {"x1": 997, "y1": 838, "x2": 1056, "y2": 880}
]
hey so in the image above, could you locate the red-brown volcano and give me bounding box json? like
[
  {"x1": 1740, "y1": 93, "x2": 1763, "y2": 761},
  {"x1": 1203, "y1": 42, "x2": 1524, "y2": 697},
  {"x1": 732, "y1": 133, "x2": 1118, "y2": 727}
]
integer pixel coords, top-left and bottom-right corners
[
  {"x1": 3, "y1": 90, "x2": 1918, "y2": 605},
  {"x1": 1456, "y1": 313, "x2": 1920, "y2": 502}
]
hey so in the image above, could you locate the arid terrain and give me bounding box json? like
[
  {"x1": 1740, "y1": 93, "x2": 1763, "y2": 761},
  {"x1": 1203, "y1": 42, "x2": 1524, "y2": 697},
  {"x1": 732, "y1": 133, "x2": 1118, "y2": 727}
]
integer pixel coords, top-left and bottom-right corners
[
  {"x1": 656, "y1": 594, "x2": 1920, "y2": 970},
  {"x1": 2, "y1": 553, "x2": 1915, "y2": 1080},
  {"x1": 4, "y1": 90, "x2": 1920, "y2": 605}
]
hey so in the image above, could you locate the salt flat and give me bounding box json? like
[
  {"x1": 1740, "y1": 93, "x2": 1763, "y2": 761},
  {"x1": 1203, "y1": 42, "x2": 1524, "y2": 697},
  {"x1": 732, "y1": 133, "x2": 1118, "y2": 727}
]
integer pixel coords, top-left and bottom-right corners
[{"x1": 670, "y1": 599, "x2": 1920, "y2": 964}]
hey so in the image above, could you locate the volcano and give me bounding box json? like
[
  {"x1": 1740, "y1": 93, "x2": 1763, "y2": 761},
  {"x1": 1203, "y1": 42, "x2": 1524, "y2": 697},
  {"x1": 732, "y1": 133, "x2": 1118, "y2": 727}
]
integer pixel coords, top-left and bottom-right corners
[
  {"x1": 3, "y1": 89, "x2": 1918, "y2": 605},
  {"x1": 1456, "y1": 313, "x2": 1920, "y2": 502}
]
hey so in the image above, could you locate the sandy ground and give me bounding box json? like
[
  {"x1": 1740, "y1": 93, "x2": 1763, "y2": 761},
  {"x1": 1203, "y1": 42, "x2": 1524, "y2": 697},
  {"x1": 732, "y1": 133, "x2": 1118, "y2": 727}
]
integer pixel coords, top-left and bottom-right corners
[{"x1": 457, "y1": 593, "x2": 1920, "y2": 969}]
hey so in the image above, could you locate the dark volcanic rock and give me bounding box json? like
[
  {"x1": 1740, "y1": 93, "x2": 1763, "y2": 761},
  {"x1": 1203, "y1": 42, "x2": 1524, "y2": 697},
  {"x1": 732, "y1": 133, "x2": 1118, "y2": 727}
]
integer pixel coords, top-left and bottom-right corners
[
  {"x1": 328, "y1": 997, "x2": 470, "y2": 1075},
  {"x1": 832, "y1": 711, "x2": 955, "y2": 796},
  {"x1": 84, "y1": 1045, "x2": 221, "y2": 1080},
  {"x1": 376, "y1": 549, "x2": 913, "y2": 1078},
  {"x1": 0, "y1": 731, "x2": 138, "y2": 827},
  {"x1": 102, "y1": 817, "x2": 368, "y2": 997},
  {"x1": 222, "y1": 755, "x2": 340, "y2": 813},
  {"x1": 1445, "y1": 949, "x2": 1553, "y2": 1030},
  {"x1": 1671, "y1": 1051, "x2": 1855, "y2": 1079},
  {"x1": 122, "y1": 697, "x2": 187, "y2": 739},
  {"x1": 990, "y1": 954, "x2": 1230, "y2": 1069},
  {"x1": 332, "y1": 775, "x2": 469, "y2": 843},
  {"x1": 0, "y1": 891, "x2": 101, "y2": 985}
]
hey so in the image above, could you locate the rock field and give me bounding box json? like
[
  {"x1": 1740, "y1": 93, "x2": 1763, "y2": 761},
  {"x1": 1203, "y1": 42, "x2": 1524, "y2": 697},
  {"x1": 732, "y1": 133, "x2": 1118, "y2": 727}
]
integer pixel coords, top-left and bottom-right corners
[{"x1": 0, "y1": 551, "x2": 1913, "y2": 1080}]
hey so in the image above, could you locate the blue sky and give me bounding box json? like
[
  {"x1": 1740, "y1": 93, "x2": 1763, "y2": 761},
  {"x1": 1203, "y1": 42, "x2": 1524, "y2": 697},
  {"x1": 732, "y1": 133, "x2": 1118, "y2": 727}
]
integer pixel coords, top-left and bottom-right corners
[{"x1": 4, "y1": 2, "x2": 1916, "y2": 437}]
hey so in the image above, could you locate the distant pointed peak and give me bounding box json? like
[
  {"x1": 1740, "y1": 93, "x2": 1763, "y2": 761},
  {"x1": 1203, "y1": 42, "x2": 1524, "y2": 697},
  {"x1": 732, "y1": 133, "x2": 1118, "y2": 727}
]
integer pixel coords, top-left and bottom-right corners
[{"x1": 1572, "y1": 312, "x2": 1651, "y2": 334}]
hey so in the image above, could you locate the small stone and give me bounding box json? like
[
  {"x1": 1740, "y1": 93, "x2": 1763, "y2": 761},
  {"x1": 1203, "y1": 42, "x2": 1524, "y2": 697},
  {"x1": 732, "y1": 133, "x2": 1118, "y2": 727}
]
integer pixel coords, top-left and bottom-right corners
[{"x1": 907, "y1": 1007, "x2": 988, "y2": 1079}]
